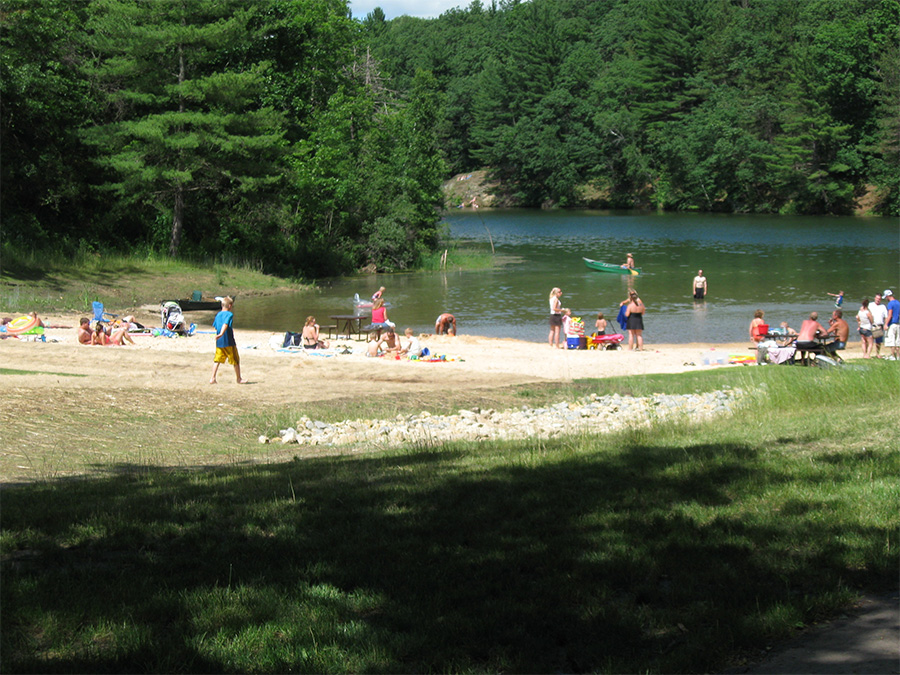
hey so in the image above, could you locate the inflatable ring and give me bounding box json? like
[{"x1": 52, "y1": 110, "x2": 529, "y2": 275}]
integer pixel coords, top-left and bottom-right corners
[{"x1": 5, "y1": 315, "x2": 42, "y2": 335}]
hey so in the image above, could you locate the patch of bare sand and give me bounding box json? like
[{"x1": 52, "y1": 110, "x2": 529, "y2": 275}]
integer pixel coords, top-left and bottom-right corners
[{"x1": 0, "y1": 311, "x2": 775, "y2": 405}]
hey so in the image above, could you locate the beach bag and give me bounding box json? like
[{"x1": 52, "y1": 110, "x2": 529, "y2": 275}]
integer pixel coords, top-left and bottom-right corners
[
  {"x1": 871, "y1": 326, "x2": 884, "y2": 338},
  {"x1": 282, "y1": 331, "x2": 303, "y2": 348}
]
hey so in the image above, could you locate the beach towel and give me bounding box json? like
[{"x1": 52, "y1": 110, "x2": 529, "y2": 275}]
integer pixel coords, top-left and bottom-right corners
[{"x1": 616, "y1": 304, "x2": 628, "y2": 331}]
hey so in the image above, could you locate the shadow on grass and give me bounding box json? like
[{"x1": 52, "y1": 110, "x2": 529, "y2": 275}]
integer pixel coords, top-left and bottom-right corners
[{"x1": 1, "y1": 439, "x2": 895, "y2": 673}]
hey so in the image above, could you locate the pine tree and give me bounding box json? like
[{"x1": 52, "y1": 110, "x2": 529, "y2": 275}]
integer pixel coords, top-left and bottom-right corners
[{"x1": 81, "y1": 0, "x2": 285, "y2": 256}]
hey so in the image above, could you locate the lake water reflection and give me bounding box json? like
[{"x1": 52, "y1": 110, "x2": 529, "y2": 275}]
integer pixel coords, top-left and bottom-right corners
[{"x1": 238, "y1": 210, "x2": 899, "y2": 345}]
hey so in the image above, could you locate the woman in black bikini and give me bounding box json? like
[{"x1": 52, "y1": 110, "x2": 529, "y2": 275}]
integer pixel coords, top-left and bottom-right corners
[{"x1": 302, "y1": 316, "x2": 329, "y2": 350}]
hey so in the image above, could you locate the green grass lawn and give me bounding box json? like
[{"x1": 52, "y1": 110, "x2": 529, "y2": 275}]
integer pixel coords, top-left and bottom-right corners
[{"x1": 1, "y1": 364, "x2": 898, "y2": 673}]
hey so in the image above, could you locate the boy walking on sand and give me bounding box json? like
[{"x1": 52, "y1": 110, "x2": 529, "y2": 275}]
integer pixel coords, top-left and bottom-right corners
[{"x1": 210, "y1": 296, "x2": 248, "y2": 384}]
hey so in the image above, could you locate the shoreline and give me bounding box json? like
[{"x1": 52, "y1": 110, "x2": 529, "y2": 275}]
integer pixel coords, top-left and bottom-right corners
[{"x1": 2, "y1": 310, "x2": 864, "y2": 403}]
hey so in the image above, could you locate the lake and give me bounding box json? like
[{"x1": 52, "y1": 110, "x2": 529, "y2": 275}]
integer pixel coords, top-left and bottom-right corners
[{"x1": 237, "y1": 210, "x2": 899, "y2": 344}]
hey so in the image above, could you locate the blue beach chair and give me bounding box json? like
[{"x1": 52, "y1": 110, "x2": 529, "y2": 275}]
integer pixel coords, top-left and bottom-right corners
[{"x1": 92, "y1": 301, "x2": 117, "y2": 323}]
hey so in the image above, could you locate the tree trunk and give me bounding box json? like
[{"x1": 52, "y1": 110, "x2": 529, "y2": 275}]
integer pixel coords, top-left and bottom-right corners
[
  {"x1": 169, "y1": 186, "x2": 184, "y2": 256},
  {"x1": 168, "y1": 37, "x2": 187, "y2": 258}
]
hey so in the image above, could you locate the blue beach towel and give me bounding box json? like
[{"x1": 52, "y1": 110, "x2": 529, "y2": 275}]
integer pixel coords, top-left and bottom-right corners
[{"x1": 616, "y1": 304, "x2": 628, "y2": 331}]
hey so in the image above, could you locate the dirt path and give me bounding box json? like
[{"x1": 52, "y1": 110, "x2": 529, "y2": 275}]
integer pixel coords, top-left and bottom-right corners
[{"x1": 726, "y1": 591, "x2": 900, "y2": 674}]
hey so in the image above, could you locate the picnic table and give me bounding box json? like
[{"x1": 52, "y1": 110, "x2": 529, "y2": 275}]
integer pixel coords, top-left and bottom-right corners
[{"x1": 330, "y1": 314, "x2": 366, "y2": 340}]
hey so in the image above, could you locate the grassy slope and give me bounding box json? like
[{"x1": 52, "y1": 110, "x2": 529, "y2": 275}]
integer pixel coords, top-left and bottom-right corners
[
  {"x1": 0, "y1": 248, "x2": 301, "y2": 315},
  {"x1": 1, "y1": 364, "x2": 898, "y2": 674}
]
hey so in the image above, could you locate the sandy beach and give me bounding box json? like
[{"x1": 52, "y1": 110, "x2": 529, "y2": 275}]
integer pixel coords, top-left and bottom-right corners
[{"x1": 0, "y1": 309, "x2": 784, "y2": 405}]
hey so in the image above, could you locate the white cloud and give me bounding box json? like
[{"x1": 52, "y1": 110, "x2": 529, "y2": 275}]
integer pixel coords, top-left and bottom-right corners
[{"x1": 349, "y1": 0, "x2": 467, "y2": 20}]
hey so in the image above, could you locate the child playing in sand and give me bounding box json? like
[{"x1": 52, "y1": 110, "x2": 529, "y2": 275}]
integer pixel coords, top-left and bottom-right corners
[
  {"x1": 400, "y1": 327, "x2": 422, "y2": 359},
  {"x1": 210, "y1": 296, "x2": 248, "y2": 384}
]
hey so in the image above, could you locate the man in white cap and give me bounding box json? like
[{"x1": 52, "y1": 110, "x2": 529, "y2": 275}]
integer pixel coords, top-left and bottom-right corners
[
  {"x1": 884, "y1": 289, "x2": 899, "y2": 361},
  {"x1": 870, "y1": 292, "x2": 889, "y2": 357}
]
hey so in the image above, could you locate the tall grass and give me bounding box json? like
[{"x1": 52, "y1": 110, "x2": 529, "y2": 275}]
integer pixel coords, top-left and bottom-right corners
[{"x1": 1, "y1": 364, "x2": 898, "y2": 673}]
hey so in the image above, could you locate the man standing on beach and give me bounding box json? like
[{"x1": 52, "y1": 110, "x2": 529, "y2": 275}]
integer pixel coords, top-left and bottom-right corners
[
  {"x1": 210, "y1": 296, "x2": 248, "y2": 385},
  {"x1": 870, "y1": 292, "x2": 888, "y2": 358},
  {"x1": 884, "y1": 290, "x2": 899, "y2": 360},
  {"x1": 692, "y1": 270, "x2": 707, "y2": 300}
]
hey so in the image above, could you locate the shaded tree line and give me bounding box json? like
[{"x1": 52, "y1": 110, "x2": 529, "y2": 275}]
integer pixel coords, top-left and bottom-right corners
[
  {"x1": 1, "y1": 0, "x2": 444, "y2": 276},
  {"x1": 364, "y1": 0, "x2": 899, "y2": 215},
  {"x1": 2, "y1": 0, "x2": 897, "y2": 279}
]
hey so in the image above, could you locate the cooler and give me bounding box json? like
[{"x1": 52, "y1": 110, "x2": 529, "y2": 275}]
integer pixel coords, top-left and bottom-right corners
[{"x1": 567, "y1": 336, "x2": 587, "y2": 350}]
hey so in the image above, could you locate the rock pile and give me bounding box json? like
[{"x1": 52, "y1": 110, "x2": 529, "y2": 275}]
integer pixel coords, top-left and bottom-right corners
[{"x1": 262, "y1": 389, "x2": 746, "y2": 449}]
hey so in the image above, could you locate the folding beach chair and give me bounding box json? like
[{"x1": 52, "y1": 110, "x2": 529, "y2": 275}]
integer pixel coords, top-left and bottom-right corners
[{"x1": 92, "y1": 301, "x2": 117, "y2": 323}]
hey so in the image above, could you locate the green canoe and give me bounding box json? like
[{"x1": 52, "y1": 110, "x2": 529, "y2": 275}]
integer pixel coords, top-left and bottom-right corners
[{"x1": 583, "y1": 257, "x2": 641, "y2": 276}]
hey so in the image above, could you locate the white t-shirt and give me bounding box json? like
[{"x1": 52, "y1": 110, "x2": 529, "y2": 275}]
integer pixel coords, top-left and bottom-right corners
[
  {"x1": 405, "y1": 336, "x2": 421, "y2": 358},
  {"x1": 870, "y1": 302, "x2": 888, "y2": 327}
]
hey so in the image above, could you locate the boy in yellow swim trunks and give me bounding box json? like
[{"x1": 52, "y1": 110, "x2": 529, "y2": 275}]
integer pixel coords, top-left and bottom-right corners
[{"x1": 210, "y1": 296, "x2": 248, "y2": 384}]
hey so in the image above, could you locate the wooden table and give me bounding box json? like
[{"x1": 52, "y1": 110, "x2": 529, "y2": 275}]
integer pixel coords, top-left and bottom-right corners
[{"x1": 329, "y1": 314, "x2": 366, "y2": 340}]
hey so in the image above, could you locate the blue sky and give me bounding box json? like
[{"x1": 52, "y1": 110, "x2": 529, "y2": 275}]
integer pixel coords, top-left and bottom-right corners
[{"x1": 349, "y1": 0, "x2": 467, "y2": 20}]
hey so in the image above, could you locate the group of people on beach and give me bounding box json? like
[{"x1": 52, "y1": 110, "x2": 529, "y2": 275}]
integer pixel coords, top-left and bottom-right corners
[
  {"x1": 854, "y1": 290, "x2": 898, "y2": 359},
  {"x1": 75, "y1": 316, "x2": 137, "y2": 346},
  {"x1": 548, "y1": 286, "x2": 646, "y2": 351},
  {"x1": 749, "y1": 288, "x2": 899, "y2": 361},
  {"x1": 259, "y1": 287, "x2": 458, "y2": 373}
]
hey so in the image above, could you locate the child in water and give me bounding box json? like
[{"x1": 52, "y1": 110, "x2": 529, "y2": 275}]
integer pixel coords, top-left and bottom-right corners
[{"x1": 827, "y1": 290, "x2": 844, "y2": 308}]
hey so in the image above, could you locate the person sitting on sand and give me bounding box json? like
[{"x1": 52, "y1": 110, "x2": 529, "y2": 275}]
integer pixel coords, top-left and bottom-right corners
[
  {"x1": 400, "y1": 327, "x2": 422, "y2": 359},
  {"x1": 382, "y1": 326, "x2": 402, "y2": 355},
  {"x1": 366, "y1": 332, "x2": 383, "y2": 357},
  {"x1": 91, "y1": 322, "x2": 110, "y2": 345},
  {"x1": 301, "y1": 316, "x2": 329, "y2": 350},
  {"x1": 109, "y1": 322, "x2": 135, "y2": 345},
  {"x1": 435, "y1": 313, "x2": 456, "y2": 336},
  {"x1": 76, "y1": 318, "x2": 93, "y2": 345}
]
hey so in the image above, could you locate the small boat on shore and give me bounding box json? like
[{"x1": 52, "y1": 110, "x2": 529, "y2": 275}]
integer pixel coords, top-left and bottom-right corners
[{"x1": 583, "y1": 258, "x2": 641, "y2": 276}]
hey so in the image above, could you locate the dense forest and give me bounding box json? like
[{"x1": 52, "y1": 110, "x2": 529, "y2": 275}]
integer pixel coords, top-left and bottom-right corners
[{"x1": 2, "y1": 0, "x2": 897, "y2": 278}]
